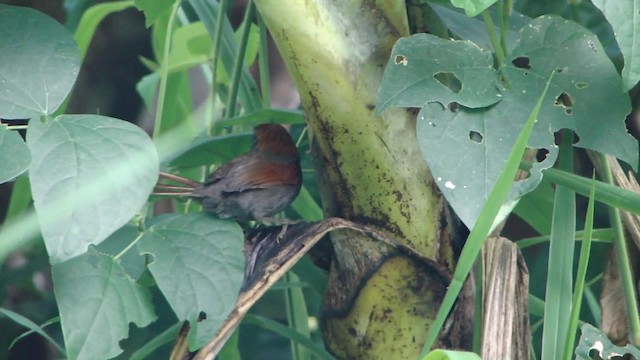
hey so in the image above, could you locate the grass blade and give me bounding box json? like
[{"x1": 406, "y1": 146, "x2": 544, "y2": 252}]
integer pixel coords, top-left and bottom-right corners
[
  {"x1": 562, "y1": 173, "x2": 596, "y2": 360},
  {"x1": 541, "y1": 129, "x2": 575, "y2": 360},
  {"x1": 419, "y1": 71, "x2": 555, "y2": 355}
]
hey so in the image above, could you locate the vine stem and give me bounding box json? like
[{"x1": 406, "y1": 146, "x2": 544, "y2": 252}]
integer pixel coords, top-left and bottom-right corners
[
  {"x1": 114, "y1": 232, "x2": 144, "y2": 261},
  {"x1": 481, "y1": 10, "x2": 505, "y2": 67}
]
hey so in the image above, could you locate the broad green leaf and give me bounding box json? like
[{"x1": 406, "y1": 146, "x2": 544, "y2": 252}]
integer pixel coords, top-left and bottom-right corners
[
  {"x1": 421, "y1": 67, "x2": 555, "y2": 354},
  {"x1": 505, "y1": 16, "x2": 637, "y2": 169},
  {"x1": 416, "y1": 84, "x2": 558, "y2": 227},
  {"x1": 413, "y1": 16, "x2": 636, "y2": 227},
  {"x1": 0, "y1": 5, "x2": 80, "y2": 118},
  {"x1": 377, "y1": 34, "x2": 502, "y2": 112},
  {"x1": 591, "y1": 0, "x2": 640, "y2": 91},
  {"x1": 53, "y1": 249, "x2": 156, "y2": 360},
  {"x1": 27, "y1": 115, "x2": 159, "y2": 263},
  {"x1": 575, "y1": 324, "x2": 640, "y2": 359},
  {"x1": 138, "y1": 214, "x2": 244, "y2": 350},
  {"x1": 422, "y1": 349, "x2": 481, "y2": 360},
  {"x1": 74, "y1": 1, "x2": 134, "y2": 59},
  {"x1": 0, "y1": 125, "x2": 31, "y2": 183},
  {"x1": 135, "y1": 0, "x2": 176, "y2": 27},
  {"x1": 450, "y1": 0, "x2": 497, "y2": 17}
]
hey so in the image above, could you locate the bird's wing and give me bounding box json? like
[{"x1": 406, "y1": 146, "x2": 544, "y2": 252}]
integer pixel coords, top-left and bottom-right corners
[{"x1": 223, "y1": 160, "x2": 300, "y2": 193}]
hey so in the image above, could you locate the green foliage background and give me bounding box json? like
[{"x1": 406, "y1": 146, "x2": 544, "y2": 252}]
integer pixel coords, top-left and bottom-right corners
[{"x1": 0, "y1": 0, "x2": 639, "y2": 359}]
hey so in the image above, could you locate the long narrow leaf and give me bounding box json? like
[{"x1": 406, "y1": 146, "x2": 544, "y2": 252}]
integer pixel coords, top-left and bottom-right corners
[
  {"x1": 543, "y1": 168, "x2": 640, "y2": 215},
  {"x1": 420, "y1": 71, "x2": 555, "y2": 355},
  {"x1": 244, "y1": 314, "x2": 335, "y2": 360},
  {"x1": 188, "y1": 0, "x2": 262, "y2": 113},
  {"x1": 0, "y1": 308, "x2": 66, "y2": 355},
  {"x1": 563, "y1": 174, "x2": 596, "y2": 360},
  {"x1": 542, "y1": 129, "x2": 575, "y2": 360}
]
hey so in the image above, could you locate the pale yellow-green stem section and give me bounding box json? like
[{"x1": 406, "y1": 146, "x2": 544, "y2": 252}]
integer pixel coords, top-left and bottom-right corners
[
  {"x1": 254, "y1": 0, "x2": 441, "y2": 257},
  {"x1": 254, "y1": 1, "x2": 462, "y2": 358}
]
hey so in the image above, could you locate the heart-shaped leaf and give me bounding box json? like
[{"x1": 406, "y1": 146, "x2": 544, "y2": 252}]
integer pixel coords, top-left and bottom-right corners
[
  {"x1": 27, "y1": 115, "x2": 159, "y2": 263},
  {"x1": 591, "y1": 0, "x2": 640, "y2": 91},
  {"x1": 0, "y1": 124, "x2": 30, "y2": 183},
  {"x1": 0, "y1": 5, "x2": 79, "y2": 118},
  {"x1": 380, "y1": 16, "x2": 637, "y2": 227},
  {"x1": 138, "y1": 213, "x2": 244, "y2": 350},
  {"x1": 52, "y1": 249, "x2": 156, "y2": 360}
]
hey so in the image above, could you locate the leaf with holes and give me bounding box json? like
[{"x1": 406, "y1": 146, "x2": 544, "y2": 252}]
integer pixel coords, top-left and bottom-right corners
[
  {"x1": 0, "y1": 5, "x2": 79, "y2": 118},
  {"x1": 376, "y1": 34, "x2": 502, "y2": 113},
  {"x1": 504, "y1": 15, "x2": 637, "y2": 168},
  {"x1": 418, "y1": 86, "x2": 558, "y2": 228},
  {"x1": 138, "y1": 214, "x2": 244, "y2": 350},
  {"x1": 591, "y1": 0, "x2": 640, "y2": 91},
  {"x1": 416, "y1": 15, "x2": 636, "y2": 227},
  {"x1": 575, "y1": 323, "x2": 640, "y2": 359},
  {"x1": 0, "y1": 124, "x2": 30, "y2": 183},
  {"x1": 52, "y1": 248, "x2": 156, "y2": 360},
  {"x1": 27, "y1": 115, "x2": 159, "y2": 263}
]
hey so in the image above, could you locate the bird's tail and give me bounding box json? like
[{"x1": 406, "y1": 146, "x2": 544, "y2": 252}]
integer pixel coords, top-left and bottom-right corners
[{"x1": 152, "y1": 172, "x2": 200, "y2": 196}]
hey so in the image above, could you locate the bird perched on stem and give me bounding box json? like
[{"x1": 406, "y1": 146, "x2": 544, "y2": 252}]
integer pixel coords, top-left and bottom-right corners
[{"x1": 154, "y1": 123, "x2": 302, "y2": 222}]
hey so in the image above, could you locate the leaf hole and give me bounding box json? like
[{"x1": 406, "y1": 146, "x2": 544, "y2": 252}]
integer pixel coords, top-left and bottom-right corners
[
  {"x1": 394, "y1": 54, "x2": 408, "y2": 65},
  {"x1": 575, "y1": 82, "x2": 588, "y2": 89},
  {"x1": 433, "y1": 72, "x2": 462, "y2": 94},
  {"x1": 554, "y1": 92, "x2": 574, "y2": 115},
  {"x1": 198, "y1": 311, "x2": 207, "y2": 321},
  {"x1": 469, "y1": 130, "x2": 483, "y2": 143},
  {"x1": 448, "y1": 102, "x2": 459, "y2": 112},
  {"x1": 511, "y1": 56, "x2": 531, "y2": 70},
  {"x1": 536, "y1": 148, "x2": 549, "y2": 163},
  {"x1": 555, "y1": 67, "x2": 568, "y2": 74}
]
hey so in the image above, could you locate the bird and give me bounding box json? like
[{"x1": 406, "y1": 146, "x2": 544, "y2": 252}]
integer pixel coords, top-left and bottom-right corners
[{"x1": 154, "y1": 123, "x2": 302, "y2": 222}]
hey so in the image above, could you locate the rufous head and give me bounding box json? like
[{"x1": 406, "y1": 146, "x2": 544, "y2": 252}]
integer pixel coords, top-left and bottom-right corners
[{"x1": 252, "y1": 124, "x2": 299, "y2": 158}]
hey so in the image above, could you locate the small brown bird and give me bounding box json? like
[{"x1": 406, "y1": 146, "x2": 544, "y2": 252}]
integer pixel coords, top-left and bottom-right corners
[{"x1": 155, "y1": 124, "x2": 302, "y2": 221}]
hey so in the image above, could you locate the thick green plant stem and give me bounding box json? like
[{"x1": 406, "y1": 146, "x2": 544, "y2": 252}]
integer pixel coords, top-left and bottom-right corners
[{"x1": 254, "y1": 1, "x2": 461, "y2": 358}]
